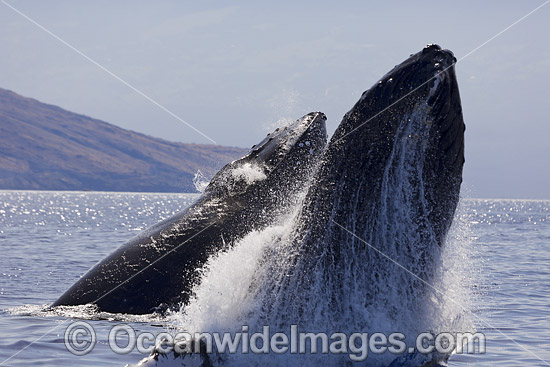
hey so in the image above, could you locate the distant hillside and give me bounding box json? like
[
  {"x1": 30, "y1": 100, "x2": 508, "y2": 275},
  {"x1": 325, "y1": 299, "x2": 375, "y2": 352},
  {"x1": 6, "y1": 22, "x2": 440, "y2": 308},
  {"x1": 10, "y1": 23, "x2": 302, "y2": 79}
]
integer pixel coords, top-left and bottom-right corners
[{"x1": 0, "y1": 88, "x2": 248, "y2": 192}]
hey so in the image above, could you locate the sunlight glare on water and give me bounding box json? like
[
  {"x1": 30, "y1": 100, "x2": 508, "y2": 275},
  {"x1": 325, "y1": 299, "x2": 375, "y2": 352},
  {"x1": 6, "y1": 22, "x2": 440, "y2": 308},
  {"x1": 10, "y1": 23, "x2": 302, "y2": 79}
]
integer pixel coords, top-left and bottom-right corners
[{"x1": 0, "y1": 192, "x2": 548, "y2": 366}]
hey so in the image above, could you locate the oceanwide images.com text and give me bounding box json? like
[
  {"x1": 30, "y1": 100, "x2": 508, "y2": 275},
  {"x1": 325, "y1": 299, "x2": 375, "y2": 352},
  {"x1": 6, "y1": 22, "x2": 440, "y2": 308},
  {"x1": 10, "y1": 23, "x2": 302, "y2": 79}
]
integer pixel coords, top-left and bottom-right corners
[{"x1": 65, "y1": 322, "x2": 486, "y2": 361}]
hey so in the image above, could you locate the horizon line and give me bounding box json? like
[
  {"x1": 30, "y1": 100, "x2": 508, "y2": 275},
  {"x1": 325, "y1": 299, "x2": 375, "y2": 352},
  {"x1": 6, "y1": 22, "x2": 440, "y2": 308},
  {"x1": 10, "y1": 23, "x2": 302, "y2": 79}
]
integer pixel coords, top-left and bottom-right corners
[{"x1": 1, "y1": 189, "x2": 549, "y2": 202}]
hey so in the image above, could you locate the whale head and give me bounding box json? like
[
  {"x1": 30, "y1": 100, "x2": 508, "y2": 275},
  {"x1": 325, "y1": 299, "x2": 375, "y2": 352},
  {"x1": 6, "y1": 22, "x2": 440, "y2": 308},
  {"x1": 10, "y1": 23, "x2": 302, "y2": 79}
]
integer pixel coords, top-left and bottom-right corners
[
  {"x1": 311, "y1": 44, "x2": 465, "y2": 247},
  {"x1": 51, "y1": 112, "x2": 326, "y2": 315},
  {"x1": 206, "y1": 112, "x2": 327, "y2": 202}
]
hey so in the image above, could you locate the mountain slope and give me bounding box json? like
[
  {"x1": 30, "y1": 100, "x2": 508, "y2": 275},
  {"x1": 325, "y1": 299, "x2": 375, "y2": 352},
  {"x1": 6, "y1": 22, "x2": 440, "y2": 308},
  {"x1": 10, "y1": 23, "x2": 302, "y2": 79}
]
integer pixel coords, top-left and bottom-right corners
[{"x1": 0, "y1": 88, "x2": 247, "y2": 192}]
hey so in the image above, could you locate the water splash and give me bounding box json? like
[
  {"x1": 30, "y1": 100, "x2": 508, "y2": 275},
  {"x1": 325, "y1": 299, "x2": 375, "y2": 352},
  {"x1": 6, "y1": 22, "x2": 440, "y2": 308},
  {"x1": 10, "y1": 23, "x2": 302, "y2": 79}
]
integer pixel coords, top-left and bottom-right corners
[
  {"x1": 193, "y1": 170, "x2": 210, "y2": 193},
  {"x1": 173, "y1": 220, "x2": 294, "y2": 334},
  {"x1": 229, "y1": 163, "x2": 267, "y2": 185},
  {"x1": 265, "y1": 89, "x2": 303, "y2": 133},
  {"x1": 6, "y1": 304, "x2": 167, "y2": 323},
  {"x1": 168, "y1": 103, "x2": 474, "y2": 366}
]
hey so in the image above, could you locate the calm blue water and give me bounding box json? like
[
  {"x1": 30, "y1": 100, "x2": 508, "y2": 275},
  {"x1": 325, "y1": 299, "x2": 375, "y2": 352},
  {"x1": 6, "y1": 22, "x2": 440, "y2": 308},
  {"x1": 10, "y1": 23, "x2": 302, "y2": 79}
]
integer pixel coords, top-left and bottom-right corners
[{"x1": 0, "y1": 191, "x2": 548, "y2": 366}]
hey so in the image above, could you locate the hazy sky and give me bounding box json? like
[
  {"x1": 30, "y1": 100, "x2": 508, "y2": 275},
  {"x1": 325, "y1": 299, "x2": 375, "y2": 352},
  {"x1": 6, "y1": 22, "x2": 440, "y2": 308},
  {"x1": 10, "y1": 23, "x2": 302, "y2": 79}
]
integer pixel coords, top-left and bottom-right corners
[{"x1": 1, "y1": 1, "x2": 549, "y2": 198}]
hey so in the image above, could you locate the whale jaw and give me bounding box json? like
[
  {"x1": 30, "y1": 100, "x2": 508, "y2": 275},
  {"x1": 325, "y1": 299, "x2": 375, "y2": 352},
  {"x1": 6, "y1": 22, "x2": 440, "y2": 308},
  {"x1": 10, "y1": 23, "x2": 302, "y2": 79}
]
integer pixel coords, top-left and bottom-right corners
[{"x1": 312, "y1": 44, "x2": 465, "y2": 247}]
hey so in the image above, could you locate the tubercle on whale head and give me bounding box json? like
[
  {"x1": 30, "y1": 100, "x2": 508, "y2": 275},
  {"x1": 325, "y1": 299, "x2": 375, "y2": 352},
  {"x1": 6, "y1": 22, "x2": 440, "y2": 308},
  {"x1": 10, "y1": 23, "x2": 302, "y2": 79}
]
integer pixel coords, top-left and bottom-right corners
[{"x1": 370, "y1": 44, "x2": 457, "y2": 104}]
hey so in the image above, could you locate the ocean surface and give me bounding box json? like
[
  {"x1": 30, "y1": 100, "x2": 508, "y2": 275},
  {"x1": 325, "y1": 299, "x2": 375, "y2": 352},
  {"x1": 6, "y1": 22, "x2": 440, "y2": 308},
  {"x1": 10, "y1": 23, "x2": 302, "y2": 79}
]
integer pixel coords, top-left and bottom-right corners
[{"x1": 0, "y1": 191, "x2": 548, "y2": 366}]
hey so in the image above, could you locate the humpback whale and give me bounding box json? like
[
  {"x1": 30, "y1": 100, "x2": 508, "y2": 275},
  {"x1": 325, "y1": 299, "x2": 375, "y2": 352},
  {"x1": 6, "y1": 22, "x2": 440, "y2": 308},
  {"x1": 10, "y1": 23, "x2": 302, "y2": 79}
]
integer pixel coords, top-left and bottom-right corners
[
  {"x1": 242, "y1": 44, "x2": 465, "y2": 364},
  {"x1": 250, "y1": 43, "x2": 464, "y2": 324},
  {"x1": 138, "y1": 44, "x2": 465, "y2": 366},
  {"x1": 52, "y1": 112, "x2": 327, "y2": 314}
]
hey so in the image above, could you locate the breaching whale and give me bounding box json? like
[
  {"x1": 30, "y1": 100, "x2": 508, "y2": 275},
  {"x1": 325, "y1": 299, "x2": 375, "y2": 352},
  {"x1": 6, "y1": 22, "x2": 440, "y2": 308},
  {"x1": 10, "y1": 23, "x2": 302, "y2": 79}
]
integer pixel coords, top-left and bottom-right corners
[
  {"x1": 52, "y1": 112, "x2": 327, "y2": 314},
  {"x1": 245, "y1": 44, "x2": 465, "y2": 363},
  {"x1": 252, "y1": 43, "x2": 465, "y2": 322},
  {"x1": 136, "y1": 44, "x2": 466, "y2": 366}
]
